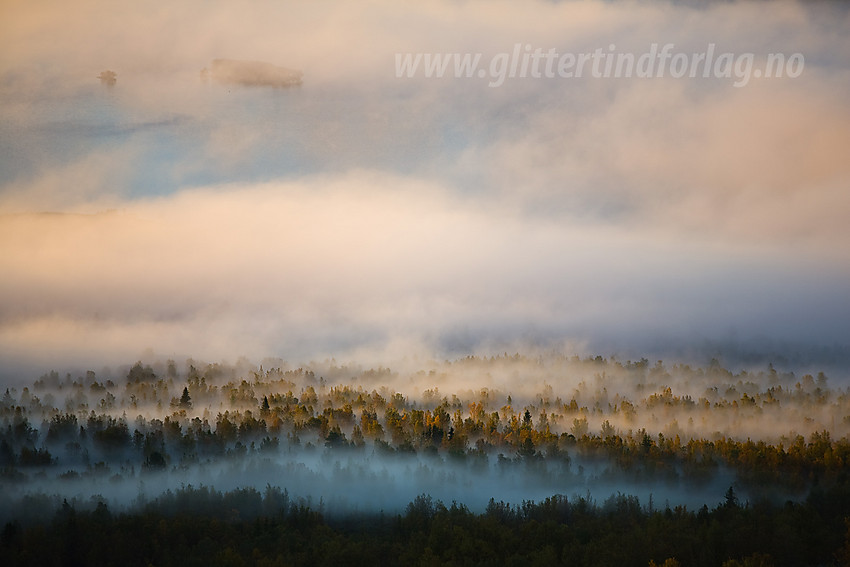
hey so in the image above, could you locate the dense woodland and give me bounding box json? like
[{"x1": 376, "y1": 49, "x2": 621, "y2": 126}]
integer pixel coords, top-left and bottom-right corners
[
  {"x1": 2, "y1": 482, "x2": 849, "y2": 567},
  {"x1": 1, "y1": 354, "x2": 849, "y2": 565}
]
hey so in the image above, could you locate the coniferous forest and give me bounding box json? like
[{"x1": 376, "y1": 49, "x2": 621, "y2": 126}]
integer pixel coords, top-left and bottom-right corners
[
  {"x1": 2, "y1": 354, "x2": 849, "y2": 566},
  {"x1": 4, "y1": 0, "x2": 850, "y2": 564}
]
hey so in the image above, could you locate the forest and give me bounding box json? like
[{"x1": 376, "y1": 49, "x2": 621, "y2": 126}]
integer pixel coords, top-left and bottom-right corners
[{"x1": 1, "y1": 353, "x2": 849, "y2": 565}]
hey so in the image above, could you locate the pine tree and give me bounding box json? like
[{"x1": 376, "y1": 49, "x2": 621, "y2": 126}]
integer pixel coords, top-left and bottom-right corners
[
  {"x1": 180, "y1": 387, "x2": 192, "y2": 409},
  {"x1": 724, "y1": 486, "x2": 738, "y2": 508}
]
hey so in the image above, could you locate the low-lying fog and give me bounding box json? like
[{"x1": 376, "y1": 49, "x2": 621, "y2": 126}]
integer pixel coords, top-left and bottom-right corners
[
  {"x1": 0, "y1": 443, "x2": 740, "y2": 524},
  {"x1": 1, "y1": 353, "x2": 842, "y2": 522}
]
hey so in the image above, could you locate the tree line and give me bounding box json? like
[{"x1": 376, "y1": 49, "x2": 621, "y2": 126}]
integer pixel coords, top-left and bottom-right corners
[
  {"x1": 2, "y1": 482, "x2": 849, "y2": 566},
  {"x1": 2, "y1": 354, "x2": 849, "y2": 565}
]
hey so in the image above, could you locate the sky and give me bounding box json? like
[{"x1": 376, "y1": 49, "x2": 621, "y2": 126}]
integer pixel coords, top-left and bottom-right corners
[{"x1": 1, "y1": 0, "x2": 849, "y2": 380}]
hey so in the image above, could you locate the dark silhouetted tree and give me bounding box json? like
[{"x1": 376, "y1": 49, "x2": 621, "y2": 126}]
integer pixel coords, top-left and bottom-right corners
[
  {"x1": 724, "y1": 486, "x2": 739, "y2": 508},
  {"x1": 180, "y1": 387, "x2": 192, "y2": 409}
]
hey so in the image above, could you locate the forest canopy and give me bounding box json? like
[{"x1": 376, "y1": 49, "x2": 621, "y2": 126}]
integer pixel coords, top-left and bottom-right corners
[{"x1": 1, "y1": 353, "x2": 849, "y2": 565}]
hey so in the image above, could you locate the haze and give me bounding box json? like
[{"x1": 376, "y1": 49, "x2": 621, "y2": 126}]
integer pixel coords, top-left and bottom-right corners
[
  {"x1": 4, "y1": 354, "x2": 835, "y2": 520},
  {"x1": 1, "y1": 0, "x2": 849, "y2": 380}
]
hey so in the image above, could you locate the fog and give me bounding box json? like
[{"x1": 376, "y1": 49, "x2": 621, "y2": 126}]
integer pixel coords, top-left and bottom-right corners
[
  {"x1": 0, "y1": 443, "x2": 741, "y2": 525},
  {"x1": 1, "y1": 0, "x2": 848, "y2": 524},
  {"x1": 1, "y1": 353, "x2": 844, "y2": 523},
  {"x1": 1, "y1": 181, "x2": 848, "y2": 381},
  {"x1": 1, "y1": 0, "x2": 849, "y2": 380}
]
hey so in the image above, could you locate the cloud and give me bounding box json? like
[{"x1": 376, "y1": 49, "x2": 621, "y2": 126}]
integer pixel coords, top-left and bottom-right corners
[
  {"x1": 1, "y1": 0, "x2": 848, "y2": 375},
  {"x1": 1, "y1": 172, "x2": 848, "y2": 377}
]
